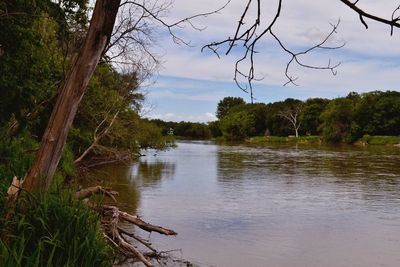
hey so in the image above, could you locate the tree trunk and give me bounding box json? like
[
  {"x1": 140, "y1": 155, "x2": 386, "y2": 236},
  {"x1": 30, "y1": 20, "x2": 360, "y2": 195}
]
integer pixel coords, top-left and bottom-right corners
[{"x1": 23, "y1": 0, "x2": 121, "y2": 193}]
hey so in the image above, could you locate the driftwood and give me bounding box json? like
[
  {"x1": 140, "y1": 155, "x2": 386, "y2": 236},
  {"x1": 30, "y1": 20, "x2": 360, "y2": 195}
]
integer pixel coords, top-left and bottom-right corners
[
  {"x1": 75, "y1": 186, "x2": 119, "y2": 202},
  {"x1": 77, "y1": 186, "x2": 177, "y2": 267}
]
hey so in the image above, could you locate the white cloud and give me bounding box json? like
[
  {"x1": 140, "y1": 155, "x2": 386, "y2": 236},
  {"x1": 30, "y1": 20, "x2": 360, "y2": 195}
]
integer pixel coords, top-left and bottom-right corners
[
  {"x1": 152, "y1": 0, "x2": 400, "y2": 89},
  {"x1": 149, "y1": 90, "x2": 223, "y2": 102},
  {"x1": 134, "y1": 0, "x2": 400, "y2": 122}
]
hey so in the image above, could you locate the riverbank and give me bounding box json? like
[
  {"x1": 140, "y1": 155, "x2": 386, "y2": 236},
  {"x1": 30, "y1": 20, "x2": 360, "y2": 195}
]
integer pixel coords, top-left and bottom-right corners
[{"x1": 247, "y1": 135, "x2": 400, "y2": 146}]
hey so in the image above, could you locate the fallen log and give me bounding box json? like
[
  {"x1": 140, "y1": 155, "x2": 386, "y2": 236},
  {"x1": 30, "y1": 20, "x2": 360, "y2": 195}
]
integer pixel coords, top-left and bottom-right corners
[
  {"x1": 103, "y1": 205, "x2": 153, "y2": 267},
  {"x1": 102, "y1": 205, "x2": 177, "y2": 236},
  {"x1": 75, "y1": 186, "x2": 118, "y2": 202},
  {"x1": 79, "y1": 186, "x2": 177, "y2": 267}
]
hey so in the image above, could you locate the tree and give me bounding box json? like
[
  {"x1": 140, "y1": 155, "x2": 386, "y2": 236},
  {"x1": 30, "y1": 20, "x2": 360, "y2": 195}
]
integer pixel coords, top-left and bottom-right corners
[
  {"x1": 220, "y1": 111, "x2": 256, "y2": 141},
  {"x1": 320, "y1": 97, "x2": 357, "y2": 142},
  {"x1": 277, "y1": 99, "x2": 303, "y2": 138},
  {"x1": 216, "y1": 97, "x2": 246, "y2": 119},
  {"x1": 0, "y1": 1, "x2": 65, "y2": 135},
  {"x1": 301, "y1": 98, "x2": 330, "y2": 135},
  {"x1": 229, "y1": 103, "x2": 269, "y2": 136},
  {"x1": 353, "y1": 91, "x2": 400, "y2": 136},
  {"x1": 23, "y1": 0, "x2": 121, "y2": 193}
]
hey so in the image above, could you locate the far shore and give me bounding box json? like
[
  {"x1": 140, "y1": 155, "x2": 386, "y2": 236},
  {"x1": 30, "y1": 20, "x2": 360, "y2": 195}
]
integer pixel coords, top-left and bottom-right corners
[{"x1": 246, "y1": 135, "x2": 400, "y2": 146}]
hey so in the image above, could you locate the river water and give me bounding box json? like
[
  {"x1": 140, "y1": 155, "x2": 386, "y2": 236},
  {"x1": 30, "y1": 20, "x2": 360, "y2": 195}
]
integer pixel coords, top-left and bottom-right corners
[{"x1": 89, "y1": 141, "x2": 400, "y2": 267}]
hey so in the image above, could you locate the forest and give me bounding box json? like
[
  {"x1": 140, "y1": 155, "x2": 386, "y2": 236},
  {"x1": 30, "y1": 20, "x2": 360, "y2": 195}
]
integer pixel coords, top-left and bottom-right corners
[{"x1": 154, "y1": 91, "x2": 400, "y2": 144}]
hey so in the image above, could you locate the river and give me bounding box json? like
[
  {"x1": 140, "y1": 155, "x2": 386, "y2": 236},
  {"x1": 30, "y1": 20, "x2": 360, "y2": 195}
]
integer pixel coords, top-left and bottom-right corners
[{"x1": 89, "y1": 141, "x2": 400, "y2": 267}]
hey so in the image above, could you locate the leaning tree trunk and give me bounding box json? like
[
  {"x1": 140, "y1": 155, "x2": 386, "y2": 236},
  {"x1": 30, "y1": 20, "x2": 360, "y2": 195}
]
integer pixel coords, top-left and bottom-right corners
[{"x1": 23, "y1": 0, "x2": 121, "y2": 193}]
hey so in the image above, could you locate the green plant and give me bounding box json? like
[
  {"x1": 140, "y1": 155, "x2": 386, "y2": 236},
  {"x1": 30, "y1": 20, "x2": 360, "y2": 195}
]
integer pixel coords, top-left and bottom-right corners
[{"x1": 0, "y1": 192, "x2": 113, "y2": 267}]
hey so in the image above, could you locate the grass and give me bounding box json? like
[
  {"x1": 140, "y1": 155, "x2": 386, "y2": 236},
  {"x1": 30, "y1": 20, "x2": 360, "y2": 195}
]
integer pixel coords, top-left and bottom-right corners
[
  {"x1": 359, "y1": 135, "x2": 400, "y2": 145},
  {"x1": 0, "y1": 131, "x2": 114, "y2": 267},
  {"x1": 249, "y1": 135, "x2": 400, "y2": 146},
  {"x1": 249, "y1": 136, "x2": 322, "y2": 144},
  {"x1": 0, "y1": 191, "x2": 114, "y2": 267}
]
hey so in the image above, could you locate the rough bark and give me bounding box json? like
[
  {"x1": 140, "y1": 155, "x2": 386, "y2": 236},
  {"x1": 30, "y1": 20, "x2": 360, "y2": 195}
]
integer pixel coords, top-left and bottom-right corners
[{"x1": 23, "y1": 0, "x2": 121, "y2": 193}]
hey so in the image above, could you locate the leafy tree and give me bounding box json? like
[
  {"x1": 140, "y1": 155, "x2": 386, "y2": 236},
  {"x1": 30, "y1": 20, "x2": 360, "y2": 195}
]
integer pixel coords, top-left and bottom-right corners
[
  {"x1": 216, "y1": 97, "x2": 246, "y2": 119},
  {"x1": 220, "y1": 111, "x2": 256, "y2": 141},
  {"x1": 353, "y1": 91, "x2": 400, "y2": 136},
  {"x1": 208, "y1": 120, "x2": 222, "y2": 138},
  {"x1": 0, "y1": 2, "x2": 64, "y2": 135},
  {"x1": 320, "y1": 98, "x2": 358, "y2": 142},
  {"x1": 301, "y1": 98, "x2": 330, "y2": 135},
  {"x1": 229, "y1": 103, "x2": 269, "y2": 136}
]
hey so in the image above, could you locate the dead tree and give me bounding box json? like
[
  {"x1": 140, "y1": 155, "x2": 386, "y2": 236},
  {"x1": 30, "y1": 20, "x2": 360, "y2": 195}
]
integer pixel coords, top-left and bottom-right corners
[
  {"x1": 23, "y1": 0, "x2": 122, "y2": 193},
  {"x1": 278, "y1": 104, "x2": 303, "y2": 138}
]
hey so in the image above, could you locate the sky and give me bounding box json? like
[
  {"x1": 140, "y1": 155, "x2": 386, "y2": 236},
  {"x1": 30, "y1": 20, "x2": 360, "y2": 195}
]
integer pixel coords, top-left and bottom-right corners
[{"x1": 135, "y1": 0, "x2": 400, "y2": 122}]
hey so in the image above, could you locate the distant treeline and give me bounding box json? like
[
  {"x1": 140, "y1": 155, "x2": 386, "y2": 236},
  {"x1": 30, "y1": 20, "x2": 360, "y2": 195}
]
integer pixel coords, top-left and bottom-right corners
[
  {"x1": 152, "y1": 90, "x2": 400, "y2": 142},
  {"x1": 150, "y1": 120, "x2": 213, "y2": 139}
]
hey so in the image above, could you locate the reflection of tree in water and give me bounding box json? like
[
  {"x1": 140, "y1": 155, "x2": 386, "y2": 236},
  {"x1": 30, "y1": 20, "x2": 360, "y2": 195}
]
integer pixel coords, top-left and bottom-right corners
[
  {"x1": 217, "y1": 145, "x2": 305, "y2": 184},
  {"x1": 85, "y1": 164, "x2": 141, "y2": 213},
  {"x1": 129, "y1": 160, "x2": 176, "y2": 188},
  {"x1": 217, "y1": 144, "x2": 400, "y2": 201}
]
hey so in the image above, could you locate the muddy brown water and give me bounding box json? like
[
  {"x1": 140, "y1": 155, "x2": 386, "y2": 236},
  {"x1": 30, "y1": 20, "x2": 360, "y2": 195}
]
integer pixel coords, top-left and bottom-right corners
[{"x1": 88, "y1": 141, "x2": 400, "y2": 267}]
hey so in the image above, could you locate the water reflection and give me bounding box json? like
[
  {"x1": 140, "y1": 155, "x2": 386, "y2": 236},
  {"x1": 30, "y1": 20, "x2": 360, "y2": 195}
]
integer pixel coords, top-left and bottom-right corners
[
  {"x1": 85, "y1": 163, "x2": 141, "y2": 213},
  {"x1": 129, "y1": 159, "x2": 176, "y2": 188},
  {"x1": 89, "y1": 142, "x2": 400, "y2": 267},
  {"x1": 217, "y1": 144, "x2": 400, "y2": 208}
]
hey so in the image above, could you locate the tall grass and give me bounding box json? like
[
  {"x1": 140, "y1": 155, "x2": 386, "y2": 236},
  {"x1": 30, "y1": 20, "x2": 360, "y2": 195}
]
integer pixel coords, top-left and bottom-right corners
[
  {"x1": 0, "y1": 130, "x2": 114, "y2": 266},
  {"x1": 0, "y1": 192, "x2": 114, "y2": 267}
]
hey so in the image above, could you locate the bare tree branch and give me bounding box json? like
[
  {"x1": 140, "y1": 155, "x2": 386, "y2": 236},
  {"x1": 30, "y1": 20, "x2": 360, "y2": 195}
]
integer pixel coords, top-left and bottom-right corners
[
  {"x1": 202, "y1": 0, "x2": 400, "y2": 102},
  {"x1": 203, "y1": 0, "x2": 344, "y2": 103},
  {"x1": 339, "y1": 0, "x2": 400, "y2": 35}
]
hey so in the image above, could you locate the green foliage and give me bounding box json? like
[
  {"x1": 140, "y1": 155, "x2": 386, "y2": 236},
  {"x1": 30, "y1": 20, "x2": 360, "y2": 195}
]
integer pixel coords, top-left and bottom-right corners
[
  {"x1": 0, "y1": 130, "x2": 38, "y2": 180},
  {"x1": 136, "y1": 120, "x2": 171, "y2": 149},
  {"x1": 353, "y1": 91, "x2": 400, "y2": 136},
  {"x1": 0, "y1": 192, "x2": 113, "y2": 267},
  {"x1": 216, "y1": 97, "x2": 245, "y2": 119},
  {"x1": 0, "y1": 6, "x2": 63, "y2": 135},
  {"x1": 319, "y1": 98, "x2": 356, "y2": 142},
  {"x1": 301, "y1": 98, "x2": 329, "y2": 135},
  {"x1": 69, "y1": 63, "x2": 167, "y2": 158},
  {"x1": 220, "y1": 111, "x2": 256, "y2": 141},
  {"x1": 229, "y1": 103, "x2": 269, "y2": 136},
  {"x1": 208, "y1": 121, "x2": 222, "y2": 138},
  {"x1": 212, "y1": 91, "x2": 400, "y2": 143}
]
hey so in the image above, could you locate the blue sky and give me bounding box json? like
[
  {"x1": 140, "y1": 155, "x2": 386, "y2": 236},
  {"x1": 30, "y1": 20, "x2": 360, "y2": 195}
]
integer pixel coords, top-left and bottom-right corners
[{"x1": 136, "y1": 0, "x2": 400, "y2": 122}]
